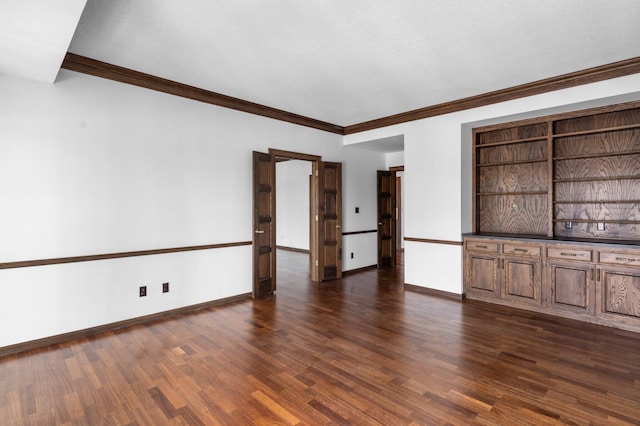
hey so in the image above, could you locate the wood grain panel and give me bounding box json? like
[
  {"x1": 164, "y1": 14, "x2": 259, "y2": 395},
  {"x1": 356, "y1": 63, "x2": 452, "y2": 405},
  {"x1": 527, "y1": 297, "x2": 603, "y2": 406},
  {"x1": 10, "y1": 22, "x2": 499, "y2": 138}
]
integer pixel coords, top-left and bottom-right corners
[
  {"x1": 553, "y1": 128, "x2": 640, "y2": 158},
  {"x1": 547, "y1": 261, "x2": 592, "y2": 314},
  {"x1": 599, "y1": 251, "x2": 640, "y2": 267},
  {"x1": 554, "y1": 154, "x2": 640, "y2": 180},
  {"x1": 466, "y1": 240, "x2": 499, "y2": 253},
  {"x1": 554, "y1": 202, "x2": 640, "y2": 222},
  {"x1": 554, "y1": 222, "x2": 640, "y2": 240},
  {"x1": 479, "y1": 162, "x2": 547, "y2": 193},
  {"x1": 502, "y1": 244, "x2": 541, "y2": 257},
  {"x1": 478, "y1": 140, "x2": 547, "y2": 164},
  {"x1": 466, "y1": 254, "x2": 500, "y2": 295},
  {"x1": 603, "y1": 272, "x2": 640, "y2": 318},
  {"x1": 546, "y1": 247, "x2": 593, "y2": 261},
  {"x1": 503, "y1": 259, "x2": 540, "y2": 302},
  {"x1": 554, "y1": 107, "x2": 640, "y2": 134},
  {"x1": 476, "y1": 123, "x2": 548, "y2": 145},
  {"x1": 478, "y1": 194, "x2": 548, "y2": 235},
  {"x1": 554, "y1": 179, "x2": 640, "y2": 202}
]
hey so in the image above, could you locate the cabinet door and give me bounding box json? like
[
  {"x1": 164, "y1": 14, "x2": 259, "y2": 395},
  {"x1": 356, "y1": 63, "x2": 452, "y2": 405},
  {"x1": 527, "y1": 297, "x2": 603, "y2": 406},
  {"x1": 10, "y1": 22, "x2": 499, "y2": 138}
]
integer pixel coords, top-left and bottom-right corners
[
  {"x1": 598, "y1": 266, "x2": 640, "y2": 327},
  {"x1": 502, "y1": 256, "x2": 542, "y2": 306},
  {"x1": 546, "y1": 260, "x2": 595, "y2": 315},
  {"x1": 464, "y1": 252, "x2": 501, "y2": 299}
]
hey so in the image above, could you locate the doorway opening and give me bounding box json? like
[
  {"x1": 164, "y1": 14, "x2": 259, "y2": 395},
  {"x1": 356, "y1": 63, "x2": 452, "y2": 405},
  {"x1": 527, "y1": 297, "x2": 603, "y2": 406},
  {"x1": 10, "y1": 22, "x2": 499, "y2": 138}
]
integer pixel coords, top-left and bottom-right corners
[
  {"x1": 252, "y1": 149, "x2": 343, "y2": 298},
  {"x1": 275, "y1": 156, "x2": 313, "y2": 282}
]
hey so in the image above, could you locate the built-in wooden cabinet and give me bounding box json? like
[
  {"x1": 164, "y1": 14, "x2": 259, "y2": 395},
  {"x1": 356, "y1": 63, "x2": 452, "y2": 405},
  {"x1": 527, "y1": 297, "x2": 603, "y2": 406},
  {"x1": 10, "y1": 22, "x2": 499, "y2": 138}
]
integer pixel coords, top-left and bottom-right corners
[
  {"x1": 546, "y1": 259, "x2": 594, "y2": 315},
  {"x1": 474, "y1": 122, "x2": 550, "y2": 236},
  {"x1": 465, "y1": 240, "x2": 543, "y2": 307},
  {"x1": 466, "y1": 101, "x2": 640, "y2": 333},
  {"x1": 464, "y1": 236, "x2": 640, "y2": 332}
]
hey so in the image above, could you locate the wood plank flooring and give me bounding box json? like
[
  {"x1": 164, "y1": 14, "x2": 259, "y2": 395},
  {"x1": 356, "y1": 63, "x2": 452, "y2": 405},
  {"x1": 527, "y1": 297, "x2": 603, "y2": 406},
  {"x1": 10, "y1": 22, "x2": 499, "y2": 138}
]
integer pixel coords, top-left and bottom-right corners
[{"x1": 1, "y1": 250, "x2": 640, "y2": 425}]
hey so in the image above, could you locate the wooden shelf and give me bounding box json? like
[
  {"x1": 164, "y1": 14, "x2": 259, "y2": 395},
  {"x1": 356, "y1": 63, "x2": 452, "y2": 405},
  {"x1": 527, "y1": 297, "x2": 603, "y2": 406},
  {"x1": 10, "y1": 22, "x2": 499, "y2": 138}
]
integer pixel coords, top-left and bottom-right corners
[
  {"x1": 473, "y1": 102, "x2": 640, "y2": 240},
  {"x1": 478, "y1": 191, "x2": 548, "y2": 196},
  {"x1": 552, "y1": 123, "x2": 640, "y2": 138},
  {"x1": 553, "y1": 150, "x2": 640, "y2": 161},
  {"x1": 554, "y1": 176, "x2": 640, "y2": 183},
  {"x1": 554, "y1": 200, "x2": 640, "y2": 204},
  {"x1": 478, "y1": 158, "x2": 547, "y2": 167},
  {"x1": 475, "y1": 136, "x2": 548, "y2": 148},
  {"x1": 553, "y1": 219, "x2": 640, "y2": 224},
  {"x1": 468, "y1": 103, "x2": 640, "y2": 335}
]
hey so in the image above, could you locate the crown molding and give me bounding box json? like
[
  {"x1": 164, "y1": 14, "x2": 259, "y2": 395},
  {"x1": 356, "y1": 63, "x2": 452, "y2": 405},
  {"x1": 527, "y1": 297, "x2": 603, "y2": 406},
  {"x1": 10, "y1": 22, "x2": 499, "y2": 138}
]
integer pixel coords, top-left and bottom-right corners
[
  {"x1": 61, "y1": 53, "x2": 345, "y2": 135},
  {"x1": 343, "y1": 56, "x2": 640, "y2": 134},
  {"x1": 61, "y1": 53, "x2": 640, "y2": 136}
]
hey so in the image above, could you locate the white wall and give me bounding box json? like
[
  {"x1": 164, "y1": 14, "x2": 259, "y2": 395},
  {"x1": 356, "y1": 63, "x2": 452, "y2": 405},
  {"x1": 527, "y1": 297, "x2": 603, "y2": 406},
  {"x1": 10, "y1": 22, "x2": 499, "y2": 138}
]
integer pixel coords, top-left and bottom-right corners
[
  {"x1": 345, "y1": 73, "x2": 640, "y2": 295},
  {"x1": 0, "y1": 70, "x2": 344, "y2": 348},
  {"x1": 342, "y1": 147, "x2": 386, "y2": 270},
  {"x1": 276, "y1": 160, "x2": 311, "y2": 250},
  {"x1": 385, "y1": 151, "x2": 404, "y2": 169}
]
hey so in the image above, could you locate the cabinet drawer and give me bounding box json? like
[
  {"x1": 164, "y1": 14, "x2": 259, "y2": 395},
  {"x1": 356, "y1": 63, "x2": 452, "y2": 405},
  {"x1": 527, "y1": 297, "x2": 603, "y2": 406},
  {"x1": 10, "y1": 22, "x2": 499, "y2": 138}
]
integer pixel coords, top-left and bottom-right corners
[
  {"x1": 599, "y1": 251, "x2": 640, "y2": 267},
  {"x1": 547, "y1": 247, "x2": 592, "y2": 262},
  {"x1": 503, "y1": 244, "x2": 541, "y2": 257},
  {"x1": 465, "y1": 240, "x2": 499, "y2": 253}
]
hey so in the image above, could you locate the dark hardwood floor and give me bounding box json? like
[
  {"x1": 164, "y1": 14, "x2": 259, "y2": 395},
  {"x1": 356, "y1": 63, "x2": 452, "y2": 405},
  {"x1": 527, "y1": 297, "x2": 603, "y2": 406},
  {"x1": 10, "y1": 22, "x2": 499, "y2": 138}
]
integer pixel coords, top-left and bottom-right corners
[{"x1": 1, "y1": 250, "x2": 640, "y2": 425}]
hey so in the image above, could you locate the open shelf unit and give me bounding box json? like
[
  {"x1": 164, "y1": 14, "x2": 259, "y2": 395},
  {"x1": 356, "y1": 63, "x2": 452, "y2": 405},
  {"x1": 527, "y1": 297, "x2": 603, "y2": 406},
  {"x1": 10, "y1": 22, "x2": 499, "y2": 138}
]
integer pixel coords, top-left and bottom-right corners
[
  {"x1": 473, "y1": 102, "x2": 640, "y2": 241},
  {"x1": 467, "y1": 101, "x2": 640, "y2": 333}
]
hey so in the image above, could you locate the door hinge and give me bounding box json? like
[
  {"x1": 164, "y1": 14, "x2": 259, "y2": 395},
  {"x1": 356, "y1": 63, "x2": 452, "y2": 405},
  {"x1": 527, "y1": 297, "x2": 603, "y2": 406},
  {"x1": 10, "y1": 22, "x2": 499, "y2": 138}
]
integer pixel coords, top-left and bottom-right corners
[
  {"x1": 315, "y1": 260, "x2": 319, "y2": 267},
  {"x1": 315, "y1": 214, "x2": 318, "y2": 222},
  {"x1": 315, "y1": 170, "x2": 318, "y2": 176}
]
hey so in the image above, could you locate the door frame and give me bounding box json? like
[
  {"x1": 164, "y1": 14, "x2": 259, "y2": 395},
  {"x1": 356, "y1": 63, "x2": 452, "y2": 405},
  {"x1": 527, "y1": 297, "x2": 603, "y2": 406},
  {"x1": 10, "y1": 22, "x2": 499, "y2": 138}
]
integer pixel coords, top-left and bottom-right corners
[
  {"x1": 390, "y1": 166, "x2": 404, "y2": 252},
  {"x1": 377, "y1": 170, "x2": 397, "y2": 269},
  {"x1": 252, "y1": 149, "x2": 322, "y2": 297},
  {"x1": 376, "y1": 165, "x2": 404, "y2": 268}
]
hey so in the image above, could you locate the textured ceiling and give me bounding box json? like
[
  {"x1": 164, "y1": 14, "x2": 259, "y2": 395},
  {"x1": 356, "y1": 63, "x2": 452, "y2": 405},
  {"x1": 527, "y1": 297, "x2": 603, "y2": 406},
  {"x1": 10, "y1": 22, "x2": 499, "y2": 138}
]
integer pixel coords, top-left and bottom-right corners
[{"x1": 65, "y1": 1, "x2": 640, "y2": 126}]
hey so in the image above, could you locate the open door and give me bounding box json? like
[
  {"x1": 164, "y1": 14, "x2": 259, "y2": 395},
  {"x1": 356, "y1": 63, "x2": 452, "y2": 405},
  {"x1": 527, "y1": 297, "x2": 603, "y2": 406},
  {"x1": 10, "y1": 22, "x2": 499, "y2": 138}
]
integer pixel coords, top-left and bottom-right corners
[
  {"x1": 377, "y1": 170, "x2": 396, "y2": 269},
  {"x1": 252, "y1": 151, "x2": 276, "y2": 297},
  {"x1": 312, "y1": 161, "x2": 343, "y2": 281}
]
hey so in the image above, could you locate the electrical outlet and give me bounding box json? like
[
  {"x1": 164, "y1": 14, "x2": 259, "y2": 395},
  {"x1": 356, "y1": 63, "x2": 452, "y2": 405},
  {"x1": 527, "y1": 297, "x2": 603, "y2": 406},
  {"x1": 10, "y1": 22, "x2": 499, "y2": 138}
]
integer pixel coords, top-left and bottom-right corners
[
  {"x1": 565, "y1": 221, "x2": 573, "y2": 229},
  {"x1": 162, "y1": 282, "x2": 169, "y2": 293},
  {"x1": 597, "y1": 222, "x2": 605, "y2": 231},
  {"x1": 139, "y1": 286, "x2": 147, "y2": 297}
]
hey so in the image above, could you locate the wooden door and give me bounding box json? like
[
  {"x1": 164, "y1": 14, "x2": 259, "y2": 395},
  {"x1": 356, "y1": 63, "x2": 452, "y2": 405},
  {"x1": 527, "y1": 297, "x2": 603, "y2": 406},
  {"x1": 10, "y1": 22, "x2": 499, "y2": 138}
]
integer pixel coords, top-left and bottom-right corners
[
  {"x1": 598, "y1": 266, "x2": 640, "y2": 324},
  {"x1": 546, "y1": 260, "x2": 594, "y2": 314},
  {"x1": 313, "y1": 161, "x2": 342, "y2": 281},
  {"x1": 377, "y1": 170, "x2": 396, "y2": 269},
  {"x1": 464, "y1": 252, "x2": 501, "y2": 299},
  {"x1": 252, "y1": 151, "x2": 276, "y2": 297},
  {"x1": 396, "y1": 175, "x2": 402, "y2": 250},
  {"x1": 502, "y1": 257, "x2": 542, "y2": 307}
]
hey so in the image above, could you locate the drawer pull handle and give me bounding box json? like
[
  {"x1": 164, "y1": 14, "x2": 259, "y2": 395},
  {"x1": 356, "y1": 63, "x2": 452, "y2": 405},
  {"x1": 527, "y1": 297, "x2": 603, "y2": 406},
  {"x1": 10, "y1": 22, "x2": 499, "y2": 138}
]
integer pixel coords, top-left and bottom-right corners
[
  {"x1": 615, "y1": 257, "x2": 637, "y2": 262},
  {"x1": 514, "y1": 248, "x2": 527, "y2": 252},
  {"x1": 475, "y1": 245, "x2": 488, "y2": 249},
  {"x1": 560, "y1": 252, "x2": 577, "y2": 257}
]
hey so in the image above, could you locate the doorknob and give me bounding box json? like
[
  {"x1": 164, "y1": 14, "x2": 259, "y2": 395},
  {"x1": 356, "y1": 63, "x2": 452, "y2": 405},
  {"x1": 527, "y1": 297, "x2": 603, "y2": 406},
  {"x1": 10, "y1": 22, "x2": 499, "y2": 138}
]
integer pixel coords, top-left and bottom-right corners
[
  {"x1": 336, "y1": 225, "x2": 341, "y2": 229},
  {"x1": 378, "y1": 222, "x2": 383, "y2": 226},
  {"x1": 254, "y1": 229, "x2": 265, "y2": 234}
]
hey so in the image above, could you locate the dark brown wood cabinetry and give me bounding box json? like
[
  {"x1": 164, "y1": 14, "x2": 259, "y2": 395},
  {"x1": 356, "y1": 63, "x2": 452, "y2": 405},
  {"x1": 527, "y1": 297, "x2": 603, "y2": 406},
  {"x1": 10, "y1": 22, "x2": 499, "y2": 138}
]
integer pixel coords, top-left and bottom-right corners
[{"x1": 466, "y1": 101, "x2": 640, "y2": 333}]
